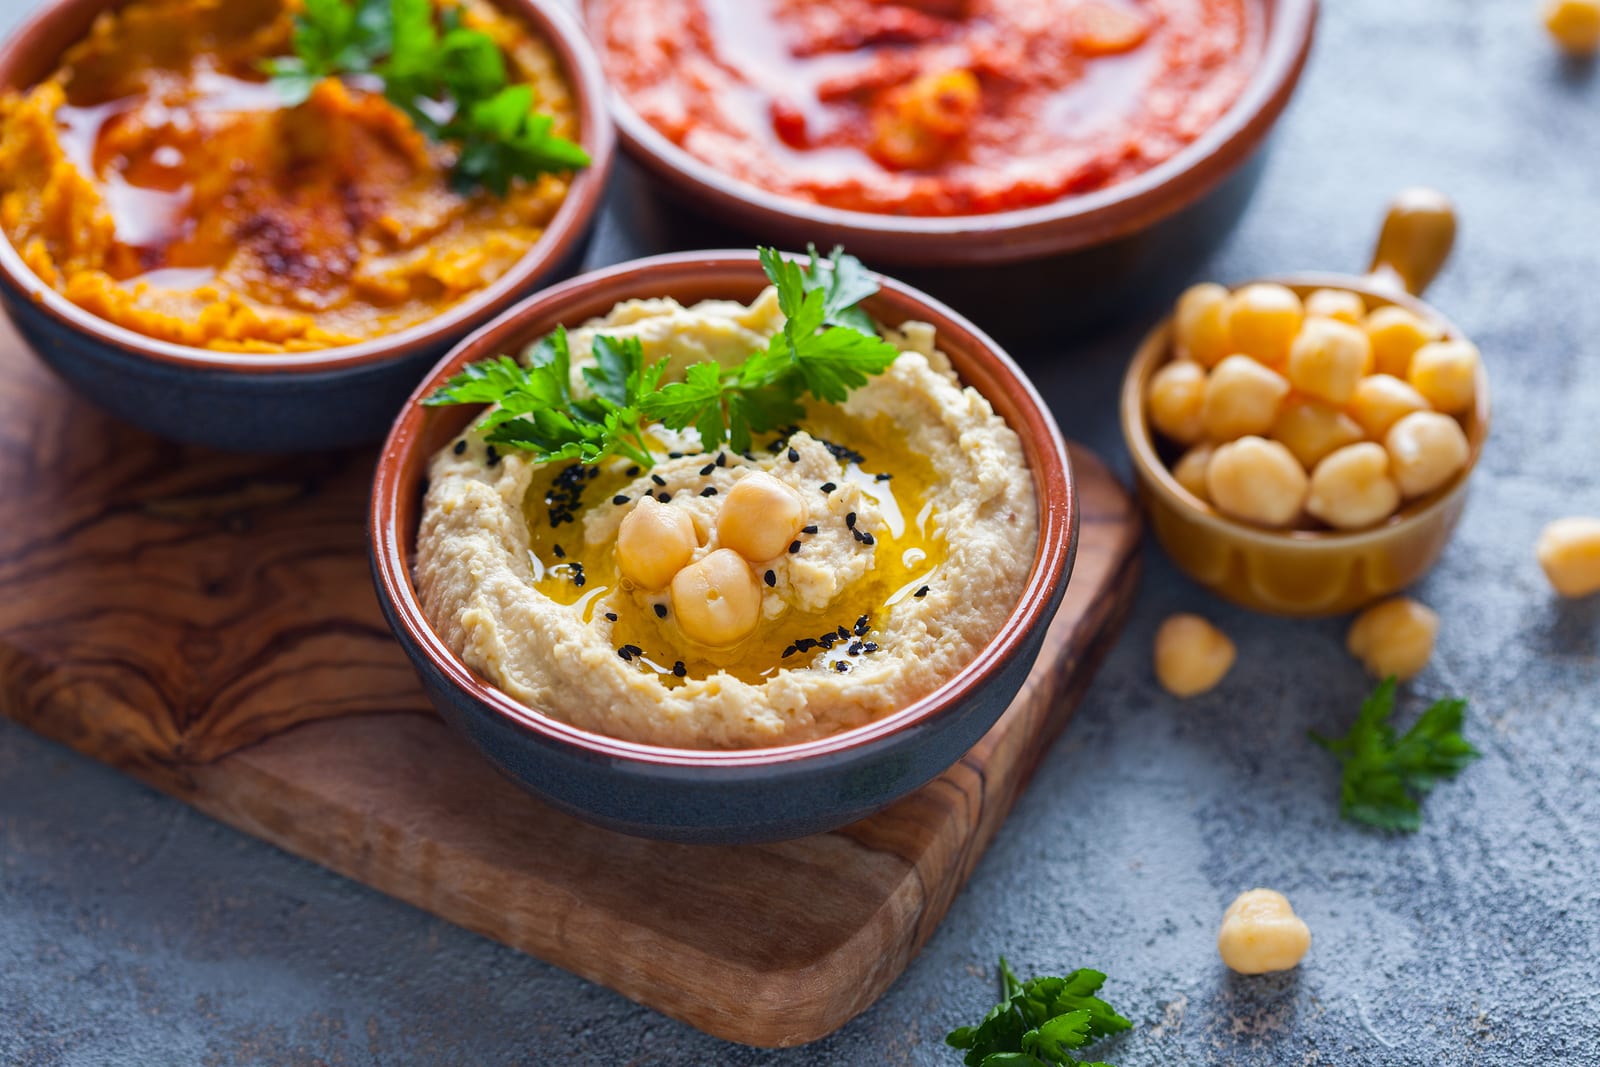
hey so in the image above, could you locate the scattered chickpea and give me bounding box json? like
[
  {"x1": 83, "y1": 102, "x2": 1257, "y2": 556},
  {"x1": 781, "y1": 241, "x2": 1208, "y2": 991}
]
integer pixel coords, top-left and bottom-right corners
[
  {"x1": 1202, "y1": 355, "x2": 1291, "y2": 441},
  {"x1": 1226, "y1": 283, "x2": 1304, "y2": 367},
  {"x1": 716, "y1": 471, "x2": 808, "y2": 561},
  {"x1": 1347, "y1": 597, "x2": 1439, "y2": 680},
  {"x1": 670, "y1": 548, "x2": 764, "y2": 647},
  {"x1": 1147, "y1": 360, "x2": 1208, "y2": 445},
  {"x1": 1172, "y1": 443, "x2": 1214, "y2": 502},
  {"x1": 1206, "y1": 436, "x2": 1308, "y2": 528},
  {"x1": 1304, "y1": 287, "x2": 1366, "y2": 325},
  {"x1": 1364, "y1": 305, "x2": 1442, "y2": 378},
  {"x1": 1217, "y1": 889, "x2": 1312, "y2": 975},
  {"x1": 1385, "y1": 411, "x2": 1470, "y2": 499},
  {"x1": 1306, "y1": 443, "x2": 1402, "y2": 531},
  {"x1": 615, "y1": 496, "x2": 698, "y2": 591},
  {"x1": 1153, "y1": 614, "x2": 1236, "y2": 697},
  {"x1": 1536, "y1": 517, "x2": 1600, "y2": 597},
  {"x1": 1270, "y1": 397, "x2": 1364, "y2": 470},
  {"x1": 1544, "y1": 0, "x2": 1600, "y2": 55},
  {"x1": 1408, "y1": 340, "x2": 1480, "y2": 415},
  {"x1": 1348, "y1": 374, "x2": 1431, "y2": 440},
  {"x1": 1286, "y1": 318, "x2": 1373, "y2": 405},
  {"x1": 1174, "y1": 282, "x2": 1234, "y2": 367}
]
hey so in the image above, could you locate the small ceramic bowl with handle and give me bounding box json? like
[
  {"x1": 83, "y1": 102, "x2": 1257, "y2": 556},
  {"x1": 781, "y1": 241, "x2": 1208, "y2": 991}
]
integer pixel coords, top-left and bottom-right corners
[
  {"x1": 0, "y1": 0, "x2": 614, "y2": 453},
  {"x1": 368, "y1": 251, "x2": 1076, "y2": 844},
  {"x1": 1121, "y1": 188, "x2": 1490, "y2": 617}
]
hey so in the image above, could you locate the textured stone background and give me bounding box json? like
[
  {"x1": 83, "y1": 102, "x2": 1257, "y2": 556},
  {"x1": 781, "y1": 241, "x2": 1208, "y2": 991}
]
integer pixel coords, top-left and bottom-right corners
[{"x1": 3, "y1": 0, "x2": 1598, "y2": 1063}]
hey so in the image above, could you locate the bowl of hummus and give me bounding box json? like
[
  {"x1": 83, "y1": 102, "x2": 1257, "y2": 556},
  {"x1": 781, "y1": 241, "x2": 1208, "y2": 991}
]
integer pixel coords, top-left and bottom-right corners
[
  {"x1": 369, "y1": 250, "x2": 1075, "y2": 842},
  {"x1": 0, "y1": 0, "x2": 613, "y2": 451},
  {"x1": 582, "y1": 0, "x2": 1315, "y2": 339}
]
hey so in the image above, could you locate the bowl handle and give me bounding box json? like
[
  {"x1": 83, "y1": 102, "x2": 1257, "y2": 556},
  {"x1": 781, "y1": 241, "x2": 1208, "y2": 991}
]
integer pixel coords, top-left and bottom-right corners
[{"x1": 1366, "y1": 187, "x2": 1457, "y2": 298}]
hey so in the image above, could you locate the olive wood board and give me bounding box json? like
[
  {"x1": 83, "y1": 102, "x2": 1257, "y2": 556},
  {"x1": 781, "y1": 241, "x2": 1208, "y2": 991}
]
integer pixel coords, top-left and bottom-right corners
[{"x1": 0, "y1": 316, "x2": 1142, "y2": 1048}]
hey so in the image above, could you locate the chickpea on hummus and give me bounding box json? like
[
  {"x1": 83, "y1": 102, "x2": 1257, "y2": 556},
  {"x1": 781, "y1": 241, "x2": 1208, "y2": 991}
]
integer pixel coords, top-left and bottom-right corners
[
  {"x1": 415, "y1": 282, "x2": 1038, "y2": 749},
  {"x1": 0, "y1": 0, "x2": 581, "y2": 352}
]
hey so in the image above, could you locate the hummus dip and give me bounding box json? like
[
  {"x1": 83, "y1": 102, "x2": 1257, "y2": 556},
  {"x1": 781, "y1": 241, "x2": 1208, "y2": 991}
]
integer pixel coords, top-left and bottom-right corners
[
  {"x1": 415, "y1": 288, "x2": 1039, "y2": 749},
  {"x1": 594, "y1": 0, "x2": 1259, "y2": 216},
  {"x1": 0, "y1": 0, "x2": 578, "y2": 352}
]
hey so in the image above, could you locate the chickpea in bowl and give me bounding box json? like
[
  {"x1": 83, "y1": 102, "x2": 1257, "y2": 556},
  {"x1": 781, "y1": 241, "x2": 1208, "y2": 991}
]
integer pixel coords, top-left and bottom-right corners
[{"x1": 1121, "y1": 189, "x2": 1490, "y2": 617}]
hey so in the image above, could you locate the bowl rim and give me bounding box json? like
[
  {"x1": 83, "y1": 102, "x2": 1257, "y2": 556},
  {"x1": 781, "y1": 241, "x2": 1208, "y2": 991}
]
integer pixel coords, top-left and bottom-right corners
[
  {"x1": 370, "y1": 249, "x2": 1076, "y2": 770},
  {"x1": 0, "y1": 0, "x2": 616, "y2": 375},
  {"x1": 1121, "y1": 271, "x2": 1492, "y2": 549},
  {"x1": 580, "y1": 0, "x2": 1317, "y2": 264}
]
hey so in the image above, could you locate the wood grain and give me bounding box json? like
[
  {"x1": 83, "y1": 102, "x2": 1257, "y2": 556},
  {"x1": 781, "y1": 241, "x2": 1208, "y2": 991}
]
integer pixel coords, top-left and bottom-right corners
[{"x1": 0, "y1": 315, "x2": 1141, "y2": 1047}]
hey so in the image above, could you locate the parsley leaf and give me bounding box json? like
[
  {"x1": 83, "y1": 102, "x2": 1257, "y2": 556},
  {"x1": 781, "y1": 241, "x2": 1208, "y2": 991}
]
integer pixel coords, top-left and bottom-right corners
[
  {"x1": 264, "y1": 0, "x2": 588, "y2": 193},
  {"x1": 947, "y1": 957, "x2": 1131, "y2": 1067},
  {"x1": 1311, "y1": 678, "x2": 1481, "y2": 831},
  {"x1": 426, "y1": 248, "x2": 896, "y2": 467}
]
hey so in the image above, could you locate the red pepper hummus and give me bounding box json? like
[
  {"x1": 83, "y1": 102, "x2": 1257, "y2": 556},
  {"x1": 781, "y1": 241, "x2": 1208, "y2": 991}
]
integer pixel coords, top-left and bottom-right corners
[{"x1": 595, "y1": 0, "x2": 1260, "y2": 216}]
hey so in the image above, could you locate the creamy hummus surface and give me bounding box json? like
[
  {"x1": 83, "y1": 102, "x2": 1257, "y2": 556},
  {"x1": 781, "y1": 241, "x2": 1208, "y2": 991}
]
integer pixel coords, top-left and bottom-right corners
[
  {"x1": 415, "y1": 289, "x2": 1039, "y2": 749},
  {"x1": 0, "y1": 0, "x2": 578, "y2": 352}
]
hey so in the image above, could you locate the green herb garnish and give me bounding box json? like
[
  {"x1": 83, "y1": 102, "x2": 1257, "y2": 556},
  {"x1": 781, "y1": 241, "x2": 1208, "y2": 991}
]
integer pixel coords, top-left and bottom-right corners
[
  {"x1": 263, "y1": 0, "x2": 589, "y2": 194},
  {"x1": 946, "y1": 957, "x2": 1131, "y2": 1067},
  {"x1": 425, "y1": 246, "x2": 900, "y2": 464},
  {"x1": 1311, "y1": 678, "x2": 1481, "y2": 831}
]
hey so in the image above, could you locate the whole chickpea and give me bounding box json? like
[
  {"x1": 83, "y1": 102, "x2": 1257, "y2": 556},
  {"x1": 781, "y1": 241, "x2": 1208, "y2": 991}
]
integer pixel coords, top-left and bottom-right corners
[
  {"x1": 1347, "y1": 597, "x2": 1439, "y2": 680},
  {"x1": 670, "y1": 548, "x2": 764, "y2": 647},
  {"x1": 616, "y1": 497, "x2": 699, "y2": 591},
  {"x1": 1271, "y1": 397, "x2": 1364, "y2": 470},
  {"x1": 1153, "y1": 614, "x2": 1236, "y2": 697},
  {"x1": 1304, "y1": 288, "x2": 1366, "y2": 325},
  {"x1": 1385, "y1": 411, "x2": 1470, "y2": 499},
  {"x1": 1227, "y1": 283, "x2": 1304, "y2": 367},
  {"x1": 1174, "y1": 283, "x2": 1234, "y2": 367},
  {"x1": 1287, "y1": 317, "x2": 1373, "y2": 405},
  {"x1": 1217, "y1": 889, "x2": 1312, "y2": 975},
  {"x1": 1147, "y1": 360, "x2": 1208, "y2": 445},
  {"x1": 1364, "y1": 306, "x2": 1442, "y2": 378},
  {"x1": 1206, "y1": 436, "x2": 1308, "y2": 528},
  {"x1": 716, "y1": 471, "x2": 808, "y2": 561},
  {"x1": 1306, "y1": 443, "x2": 1402, "y2": 530},
  {"x1": 1202, "y1": 355, "x2": 1291, "y2": 441},
  {"x1": 1348, "y1": 374, "x2": 1431, "y2": 440},
  {"x1": 1545, "y1": 0, "x2": 1600, "y2": 54},
  {"x1": 1408, "y1": 340, "x2": 1480, "y2": 415},
  {"x1": 1172, "y1": 443, "x2": 1214, "y2": 502},
  {"x1": 1536, "y1": 517, "x2": 1600, "y2": 598}
]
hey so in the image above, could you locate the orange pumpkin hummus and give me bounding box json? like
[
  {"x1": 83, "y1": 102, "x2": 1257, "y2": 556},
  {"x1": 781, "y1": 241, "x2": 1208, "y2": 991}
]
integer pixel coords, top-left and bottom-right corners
[{"x1": 0, "y1": 0, "x2": 579, "y2": 352}]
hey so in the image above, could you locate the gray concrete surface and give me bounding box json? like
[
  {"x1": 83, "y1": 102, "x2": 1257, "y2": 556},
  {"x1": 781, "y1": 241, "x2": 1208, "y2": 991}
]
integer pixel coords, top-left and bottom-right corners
[{"x1": 3, "y1": 0, "x2": 1598, "y2": 1063}]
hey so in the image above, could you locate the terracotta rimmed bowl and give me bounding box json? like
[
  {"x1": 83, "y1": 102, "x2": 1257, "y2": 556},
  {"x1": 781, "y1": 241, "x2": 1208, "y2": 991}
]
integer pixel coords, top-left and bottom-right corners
[
  {"x1": 580, "y1": 0, "x2": 1316, "y2": 340},
  {"x1": 1121, "y1": 189, "x2": 1491, "y2": 617},
  {"x1": 369, "y1": 251, "x2": 1076, "y2": 844},
  {"x1": 0, "y1": 0, "x2": 615, "y2": 453}
]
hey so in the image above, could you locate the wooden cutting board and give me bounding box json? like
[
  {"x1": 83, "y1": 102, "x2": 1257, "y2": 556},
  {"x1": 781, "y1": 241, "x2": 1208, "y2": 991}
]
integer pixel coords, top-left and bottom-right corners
[{"x1": 0, "y1": 317, "x2": 1141, "y2": 1048}]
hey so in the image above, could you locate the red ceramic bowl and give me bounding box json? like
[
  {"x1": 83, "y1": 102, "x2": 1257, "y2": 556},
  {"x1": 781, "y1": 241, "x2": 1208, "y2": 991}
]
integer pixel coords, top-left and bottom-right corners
[
  {"x1": 369, "y1": 251, "x2": 1076, "y2": 843},
  {"x1": 0, "y1": 0, "x2": 615, "y2": 452}
]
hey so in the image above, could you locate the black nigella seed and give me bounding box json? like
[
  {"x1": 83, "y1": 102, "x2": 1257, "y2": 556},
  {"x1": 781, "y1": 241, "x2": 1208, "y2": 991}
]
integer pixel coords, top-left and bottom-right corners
[
  {"x1": 787, "y1": 447, "x2": 800, "y2": 463},
  {"x1": 863, "y1": 642, "x2": 878, "y2": 653},
  {"x1": 835, "y1": 661, "x2": 849, "y2": 673},
  {"x1": 699, "y1": 463, "x2": 715, "y2": 476},
  {"x1": 836, "y1": 625, "x2": 850, "y2": 641},
  {"x1": 700, "y1": 486, "x2": 718, "y2": 497},
  {"x1": 668, "y1": 451, "x2": 684, "y2": 459},
  {"x1": 553, "y1": 544, "x2": 566, "y2": 559},
  {"x1": 485, "y1": 446, "x2": 500, "y2": 467},
  {"x1": 819, "y1": 634, "x2": 836, "y2": 649},
  {"x1": 860, "y1": 531, "x2": 876, "y2": 546},
  {"x1": 848, "y1": 642, "x2": 863, "y2": 656},
  {"x1": 781, "y1": 645, "x2": 797, "y2": 659},
  {"x1": 586, "y1": 467, "x2": 600, "y2": 480},
  {"x1": 796, "y1": 638, "x2": 817, "y2": 652},
  {"x1": 789, "y1": 541, "x2": 802, "y2": 554},
  {"x1": 613, "y1": 494, "x2": 629, "y2": 505},
  {"x1": 764, "y1": 570, "x2": 776, "y2": 587},
  {"x1": 820, "y1": 482, "x2": 837, "y2": 494},
  {"x1": 875, "y1": 472, "x2": 892, "y2": 482},
  {"x1": 652, "y1": 474, "x2": 667, "y2": 486},
  {"x1": 604, "y1": 612, "x2": 619, "y2": 622},
  {"x1": 617, "y1": 647, "x2": 633, "y2": 662},
  {"x1": 453, "y1": 440, "x2": 467, "y2": 455},
  {"x1": 845, "y1": 512, "x2": 857, "y2": 528},
  {"x1": 673, "y1": 661, "x2": 686, "y2": 677},
  {"x1": 914, "y1": 585, "x2": 930, "y2": 598},
  {"x1": 626, "y1": 465, "x2": 641, "y2": 477},
  {"x1": 658, "y1": 492, "x2": 673, "y2": 503},
  {"x1": 854, "y1": 615, "x2": 869, "y2": 635},
  {"x1": 573, "y1": 574, "x2": 586, "y2": 587},
  {"x1": 802, "y1": 524, "x2": 818, "y2": 535},
  {"x1": 653, "y1": 603, "x2": 667, "y2": 619},
  {"x1": 623, "y1": 644, "x2": 643, "y2": 656},
  {"x1": 716, "y1": 453, "x2": 727, "y2": 467}
]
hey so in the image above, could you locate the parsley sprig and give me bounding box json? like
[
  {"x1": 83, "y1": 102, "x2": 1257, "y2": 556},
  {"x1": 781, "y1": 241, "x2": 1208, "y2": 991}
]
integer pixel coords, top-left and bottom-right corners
[
  {"x1": 1311, "y1": 678, "x2": 1481, "y2": 831},
  {"x1": 425, "y1": 247, "x2": 900, "y2": 464},
  {"x1": 264, "y1": 0, "x2": 589, "y2": 194},
  {"x1": 946, "y1": 957, "x2": 1131, "y2": 1067}
]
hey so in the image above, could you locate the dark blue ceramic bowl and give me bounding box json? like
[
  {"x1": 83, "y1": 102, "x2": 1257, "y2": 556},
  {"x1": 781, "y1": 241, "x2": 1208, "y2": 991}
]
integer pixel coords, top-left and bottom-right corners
[
  {"x1": 369, "y1": 252, "x2": 1078, "y2": 844},
  {"x1": 0, "y1": 0, "x2": 614, "y2": 453}
]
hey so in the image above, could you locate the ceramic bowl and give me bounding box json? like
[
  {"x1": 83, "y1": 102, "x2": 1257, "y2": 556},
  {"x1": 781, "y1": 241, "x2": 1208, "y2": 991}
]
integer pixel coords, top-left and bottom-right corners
[
  {"x1": 0, "y1": 0, "x2": 615, "y2": 453},
  {"x1": 369, "y1": 252, "x2": 1076, "y2": 844},
  {"x1": 1121, "y1": 189, "x2": 1491, "y2": 617},
  {"x1": 580, "y1": 0, "x2": 1317, "y2": 341}
]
